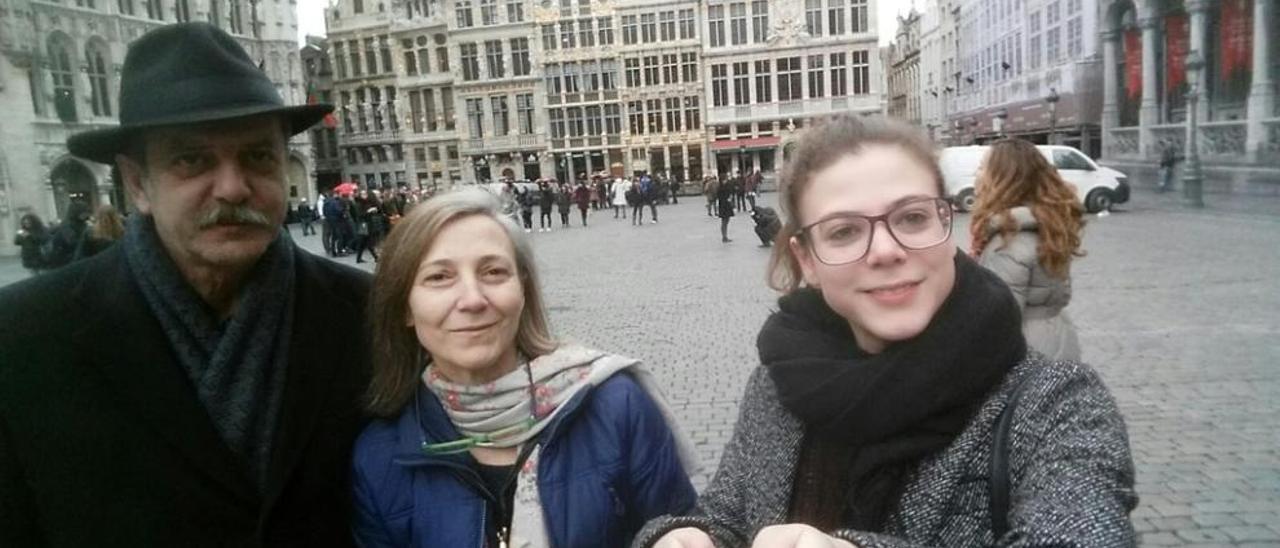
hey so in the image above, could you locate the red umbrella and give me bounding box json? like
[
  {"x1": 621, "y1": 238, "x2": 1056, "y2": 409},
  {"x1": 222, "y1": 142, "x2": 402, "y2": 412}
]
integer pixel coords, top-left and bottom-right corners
[{"x1": 333, "y1": 181, "x2": 358, "y2": 196}]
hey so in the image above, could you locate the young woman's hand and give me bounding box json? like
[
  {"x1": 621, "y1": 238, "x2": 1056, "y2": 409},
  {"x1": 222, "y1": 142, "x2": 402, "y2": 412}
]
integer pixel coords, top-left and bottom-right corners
[
  {"x1": 750, "y1": 524, "x2": 857, "y2": 548},
  {"x1": 653, "y1": 527, "x2": 716, "y2": 548}
]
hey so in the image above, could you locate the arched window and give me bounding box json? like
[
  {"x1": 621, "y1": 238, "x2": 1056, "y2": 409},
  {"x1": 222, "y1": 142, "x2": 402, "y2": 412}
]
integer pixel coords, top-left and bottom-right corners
[
  {"x1": 47, "y1": 35, "x2": 78, "y2": 123},
  {"x1": 86, "y1": 43, "x2": 113, "y2": 117}
]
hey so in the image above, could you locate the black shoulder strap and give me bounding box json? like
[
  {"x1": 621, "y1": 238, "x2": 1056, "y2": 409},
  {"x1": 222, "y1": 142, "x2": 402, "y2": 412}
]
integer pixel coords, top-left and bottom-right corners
[{"x1": 990, "y1": 370, "x2": 1035, "y2": 540}]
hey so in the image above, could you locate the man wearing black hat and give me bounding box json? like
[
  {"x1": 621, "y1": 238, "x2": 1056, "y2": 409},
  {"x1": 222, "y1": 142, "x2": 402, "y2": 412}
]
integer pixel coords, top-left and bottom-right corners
[{"x1": 0, "y1": 24, "x2": 370, "y2": 547}]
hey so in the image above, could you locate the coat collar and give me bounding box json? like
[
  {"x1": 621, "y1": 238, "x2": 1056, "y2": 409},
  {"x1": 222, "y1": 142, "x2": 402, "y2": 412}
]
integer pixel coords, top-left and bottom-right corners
[{"x1": 70, "y1": 244, "x2": 366, "y2": 514}]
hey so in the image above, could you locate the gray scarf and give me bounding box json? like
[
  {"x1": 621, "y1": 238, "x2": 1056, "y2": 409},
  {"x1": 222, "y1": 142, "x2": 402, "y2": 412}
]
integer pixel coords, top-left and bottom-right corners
[{"x1": 122, "y1": 215, "x2": 296, "y2": 491}]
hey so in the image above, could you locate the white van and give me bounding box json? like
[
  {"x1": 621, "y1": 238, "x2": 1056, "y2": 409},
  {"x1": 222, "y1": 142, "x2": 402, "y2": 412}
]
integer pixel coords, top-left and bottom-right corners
[{"x1": 939, "y1": 145, "x2": 1131, "y2": 213}]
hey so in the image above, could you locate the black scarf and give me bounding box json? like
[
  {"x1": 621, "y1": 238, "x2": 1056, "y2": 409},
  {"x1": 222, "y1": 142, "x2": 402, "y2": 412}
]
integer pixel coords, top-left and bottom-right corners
[
  {"x1": 759, "y1": 251, "x2": 1025, "y2": 530},
  {"x1": 122, "y1": 215, "x2": 296, "y2": 491}
]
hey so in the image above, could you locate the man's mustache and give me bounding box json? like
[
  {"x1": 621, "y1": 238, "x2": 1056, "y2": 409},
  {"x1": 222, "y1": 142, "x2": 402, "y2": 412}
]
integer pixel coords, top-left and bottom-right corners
[{"x1": 196, "y1": 204, "x2": 272, "y2": 229}]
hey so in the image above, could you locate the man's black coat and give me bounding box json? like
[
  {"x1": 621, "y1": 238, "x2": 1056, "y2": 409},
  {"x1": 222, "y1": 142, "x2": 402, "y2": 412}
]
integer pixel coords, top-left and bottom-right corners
[{"x1": 0, "y1": 244, "x2": 372, "y2": 547}]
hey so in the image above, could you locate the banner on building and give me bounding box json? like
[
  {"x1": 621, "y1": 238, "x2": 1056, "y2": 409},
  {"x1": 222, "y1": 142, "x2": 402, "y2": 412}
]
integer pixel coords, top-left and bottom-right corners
[
  {"x1": 1124, "y1": 29, "x2": 1143, "y2": 101},
  {"x1": 1165, "y1": 14, "x2": 1189, "y2": 93},
  {"x1": 1220, "y1": 0, "x2": 1254, "y2": 82}
]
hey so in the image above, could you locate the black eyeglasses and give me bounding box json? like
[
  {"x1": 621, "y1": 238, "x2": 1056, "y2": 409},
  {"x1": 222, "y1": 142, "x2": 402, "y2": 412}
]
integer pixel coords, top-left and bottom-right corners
[{"x1": 798, "y1": 197, "x2": 954, "y2": 265}]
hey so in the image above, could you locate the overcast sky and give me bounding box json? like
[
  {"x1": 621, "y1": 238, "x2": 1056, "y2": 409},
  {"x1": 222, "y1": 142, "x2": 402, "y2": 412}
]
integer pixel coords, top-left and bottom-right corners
[{"x1": 295, "y1": 0, "x2": 918, "y2": 47}]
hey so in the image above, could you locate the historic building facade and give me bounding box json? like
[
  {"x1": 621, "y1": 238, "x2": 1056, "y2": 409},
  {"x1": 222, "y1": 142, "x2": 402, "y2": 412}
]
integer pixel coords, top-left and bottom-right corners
[
  {"x1": 1099, "y1": 0, "x2": 1280, "y2": 189},
  {"x1": 886, "y1": 9, "x2": 921, "y2": 123},
  {"x1": 0, "y1": 0, "x2": 314, "y2": 256}
]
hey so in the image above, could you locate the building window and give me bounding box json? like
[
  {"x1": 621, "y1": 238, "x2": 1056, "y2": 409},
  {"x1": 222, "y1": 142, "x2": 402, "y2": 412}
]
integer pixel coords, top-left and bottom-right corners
[
  {"x1": 492, "y1": 96, "x2": 509, "y2": 136},
  {"x1": 1046, "y1": 0, "x2": 1060, "y2": 25},
  {"x1": 681, "y1": 52, "x2": 698, "y2": 82},
  {"x1": 228, "y1": 0, "x2": 241, "y2": 30},
  {"x1": 380, "y1": 37, "x2": 393, "y2": 74},
  {"x1": 119, "y1": 0, "x2": 134, "y2": 16},
  {"x1": 466, "y1": 97, "x2": 484, "y2": 138},
  {"x1": 679, "y1": 8, "x2": 696, "y2": 40},
  {"x1": 456, "y1": 0, "x2": 474, "y2": 27},
  {"x1": 437, "y1": 46, "x2": 450, "y2": 72},
  {"x1": 517, "y1": 93, "x2": 534, "y2": 134},
  {"x1": 711, "y1": 64, "x2": 729, "y2": 107},
  {"x1": 643, "y1": 56, "x2": 659, "y2": 87},
  {"x1": 708, "y1": 5, "x2": 725, "y2": 47},
  {"x1": 582, "y1": 60, "x2": 600, "y2": 92},
  {"x1": 176, "y1": 0, "x2": 191, "y2": 22},
  {"x1": 485, "y1": 40, "x2": 504, "y2": 78},
  {"x1": 577, "y1": 18, "x2": 595, "y2": 47},
  {"x1": 511, "y1": 38, "x2": 531, "y2": 76},
  {"x1": 754, "y1": 59, "x2": 772, "y2": 103},
  {"x1": 1046, "y1": 27, "x2": 1060, "y2": 63},
  {"x1": 506, "y1": 0, "x2": 523, "y2": 22},
  {"x1": 560, "y1": 20, "x2": 576, "y2": 48},
  {"x1": 340, "y1": 91, "x2": 353, "y2": 132},
  {"x1": 730, "y1": 2, "x2": 748, "y2": 45},
  {"x1": 684, "y1": 96, "x2": 700, "y2": 130},
  {"x1": 480, "y1": 0, "x2": 497, "y2": 25},
  {"x1": 586, "y1": 105, "x2": 603, "y2": 135},
  {"x1": 563, "y1": 62, "x2": 581, "y2": 93},
  {"x1": 422, "y1": 89, "x2": 438, "y2": 131},
  {"x1": 851, "y1": 50, "x2": 869, "y2": 94},
  {"x1": 808, "y1": 54, "x2": 824, "y2": 98},
  {"x1": 828, "y1": 0, "x2": 846, "y2": 36},
  {"x1": 660, "y1": 11, "x2": 676, "y2": 41},
  {"x1": 441, "y1": 87, "x2": 455, "y2": 130},
  {"x1": 542, "y1": 24, "x2": 558, "y2": 50},
  {"x1": 86, "y1": 45, "x2": 112, "y2": 117},
  {"x1": 625, "y1": 58, "x2": 641, "y2": 87},
  {"x1": 640, "y1": 13, "x2": 656, "y2": 43},
  {"x1": 752, "y1": 1, "x2": 768, "y2": 43},
  {"x1": 622, "y1": 15, "x2": 638, "y2": 45},
  {"x1": 665, "y1": 97, "x2": 682, "y2": 132},
  {"x1": 605, "y1": 104, "x2": 622, "y2": 134},
  {"x1": 628, "y1": 101, "x2": 645, "y2": 134},
  {"x1": 355, "y1": 89, "x2": 368, "y2": 132},
  {"x1": 48, "y1": 36, "x2": 77, "y2": 122},
  {"x1": 851, "y1": 0, "x2": 868, "y2": 33},
  {"x1": 460, "y1": 43, "x2": 480, "y2": 80},
  {"x1": 549, "y1": 108, "x2": 565, "y2": 139},
  {"x1": 1067, "y1": 16, "x2": 1082, "y2": 57},
  {"x1": 364, "y1": 39, "x2": 378, "y2": 74},
  {"x1": 598, "y1": 17, "x2": 614, "y2": 45},
  {"x1": 645, "y1": 99, "x2": 662, "y2": 133},
  {"x1": 370, "y1": 88, "x2": 383, "y2": 131},
  {"x1": 348, "y1": 40, "x2": 362, "y2": 76},
  {"x1": 386, "y1": 86, "x2": 399, "y2": 131},
  {"x1": 805, "y1": 0, "x2": 822, "y2": 37},
  {"x1": 830, "y1": 52, "x2": 848, "y2": 97},
  {"x1": 662, "y1": 54, "x2": 679, "y2": 85},
  {"x1": 602, "y1": 59, "x2": 618, "y2": 90},
  {"x1": 546, "y1": 64, "x2": 563, "y2": 94},
  {"x1": 732, "y1": 61, "x2": 750, "y2": 105},
  {"x1": 777, "y1": 57, "x2": 801, "y2": 101},
  {"x1": 567, "y1": 106, "x2": 584, "y2": 137},
  {"x1": 409, "y1": 90, "x2": 423, "y2": 132},
  {"x1": 403, "y1": 41, "x2": 418, "y2": 76}
]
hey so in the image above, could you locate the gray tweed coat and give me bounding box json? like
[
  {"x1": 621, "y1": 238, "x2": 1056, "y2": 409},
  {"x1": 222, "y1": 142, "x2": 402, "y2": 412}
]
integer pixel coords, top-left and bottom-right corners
[{"x1": 634, "y1": 354, "x2": 1138, "y2": 547}]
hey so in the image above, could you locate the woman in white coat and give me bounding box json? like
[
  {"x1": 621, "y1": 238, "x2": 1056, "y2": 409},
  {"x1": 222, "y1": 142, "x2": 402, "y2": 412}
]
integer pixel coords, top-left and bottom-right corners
[{"x1": 612, "y1": 177, "x2": 631, "y2": 219}]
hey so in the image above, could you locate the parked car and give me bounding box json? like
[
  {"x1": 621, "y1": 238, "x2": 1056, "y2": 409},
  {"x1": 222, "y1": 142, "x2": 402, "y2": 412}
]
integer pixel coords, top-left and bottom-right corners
[{"x1": 939, "y1": 145, "x2": 1131, "y2": 213}]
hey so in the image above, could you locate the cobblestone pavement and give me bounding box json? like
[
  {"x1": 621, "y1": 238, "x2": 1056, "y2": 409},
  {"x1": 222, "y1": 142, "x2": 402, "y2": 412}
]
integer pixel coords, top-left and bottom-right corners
[{"x1": 3, "y1": 185, "x2": 1278, "y2": 545}]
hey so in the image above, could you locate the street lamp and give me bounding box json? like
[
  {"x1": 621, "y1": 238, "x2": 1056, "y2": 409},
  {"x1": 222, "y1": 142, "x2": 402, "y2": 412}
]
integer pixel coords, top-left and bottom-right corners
[
  {"x1": 1045, "y1": 87, "x2": 1060, "y2": 145},
  {"x1": 1183, "y1": 50, "x2": 1205, "y2": 208}
]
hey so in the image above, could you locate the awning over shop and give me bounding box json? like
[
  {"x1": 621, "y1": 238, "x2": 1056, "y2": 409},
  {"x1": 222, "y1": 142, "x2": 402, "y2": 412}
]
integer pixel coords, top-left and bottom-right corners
[{"x1": 711, "y1": 136, "x2": 781, "y2": 151}]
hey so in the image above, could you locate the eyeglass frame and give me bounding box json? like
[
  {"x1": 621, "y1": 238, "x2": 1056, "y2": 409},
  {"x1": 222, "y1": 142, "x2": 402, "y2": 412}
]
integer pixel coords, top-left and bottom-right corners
[{"x1": 795, "y1": 196, "x2": 955, "y2": 266}]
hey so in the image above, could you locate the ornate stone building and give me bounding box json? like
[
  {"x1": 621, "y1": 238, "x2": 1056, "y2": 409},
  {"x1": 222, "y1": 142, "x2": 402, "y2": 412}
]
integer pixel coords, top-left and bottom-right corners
[
  {"x1": 0, "y1": 0, "x2": 313, "y2": 256},
  {"x1": 1099, "y1": 0, "x2": 1279, "y2": 190},
  {"x1": 886, "y1": 8, "x2": 921, "y2": 124}
]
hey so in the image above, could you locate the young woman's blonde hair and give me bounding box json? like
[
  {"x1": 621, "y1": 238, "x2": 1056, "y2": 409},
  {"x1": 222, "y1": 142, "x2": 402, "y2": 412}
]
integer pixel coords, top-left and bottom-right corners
[
  {"x1": 969, "y1": 138, "x2": 1085, "y2": 278},
  {"x1": 767, "y1": 115, "x2": 946, "y2": 293},
  {"x1": 91, "y1": 204, "x2": 125, "y2": 241},
  {"x1": 364, "y1": 188, "x2": 558, "y2": 417}
]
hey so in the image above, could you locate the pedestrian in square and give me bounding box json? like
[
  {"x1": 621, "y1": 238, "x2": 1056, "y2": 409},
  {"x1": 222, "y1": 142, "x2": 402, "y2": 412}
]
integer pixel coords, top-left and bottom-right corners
[
  {"x1": 298, "y1": 198, "x2": 317, "y2": 236},
  {"x1": 556, "y1": 183, "x2": 572, "y2": 227},
  {"x1": 639, "y1": 115, "x2": 1135, "y2": 548},
  {"x1": 612, "y1": 177, "x2": 630, "y2": 219},
  {"x1": 352, "y1": 189, "x2": 697, "y2": 548},
  {"x1": 537, "y1": 181, "x2": 555, "y2": 232},
  {"x1": 627, "y1": 179, "x2": 645, "y2": 226},
  {"x1": 715, "y1": 176, "x2": 736, "y2": 243},
  {"x1": 1158, "y1": 141, "x2": 1180, "y2": 192},
  {"x1": 0, "y1": 22, "x2": 371, "y2": 547},
  {"x1": 13, "y1": 213, "x2": 49, "y2": 276},
  {"x1": 703, "y1": 175, "x2": 719, "y2": 217},
  {"x1": 573, "y1": 180, "x2": 592, "y2": 226},
  {"x1": 518, "y1": 186, "x2": 535, "y2": 232},
  {"x1": 971, "y1": 138, "x2": 1085, "y2": 362}
]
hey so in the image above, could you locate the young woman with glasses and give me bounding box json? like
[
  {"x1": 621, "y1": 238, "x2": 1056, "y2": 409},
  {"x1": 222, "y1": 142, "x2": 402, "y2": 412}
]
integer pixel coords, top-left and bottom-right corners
[
  {"x1": 352, "y1": 188, "x2": 697, "y2": 548},
  {"x1": 639, "y1": 115, "x2": 1135, "y2": 548},
  {"x1": 971, "y1": 138, "x2": 1085, "y2": 362}
]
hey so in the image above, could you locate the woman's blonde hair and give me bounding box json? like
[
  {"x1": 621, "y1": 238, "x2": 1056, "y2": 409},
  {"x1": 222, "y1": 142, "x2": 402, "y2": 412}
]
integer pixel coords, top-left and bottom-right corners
[
  {"x1": 970, "y1": 138, "x2": 1085, "y2": 278},
  {"x1": 364, "y1": 188, "x2": 558, "y2": 417},
  {"x1": 92, "y1": 204, "x2": 125, "y2": 241},
  {"x1": 767, "y1": 115, "x2": 946, "y2": 293}
]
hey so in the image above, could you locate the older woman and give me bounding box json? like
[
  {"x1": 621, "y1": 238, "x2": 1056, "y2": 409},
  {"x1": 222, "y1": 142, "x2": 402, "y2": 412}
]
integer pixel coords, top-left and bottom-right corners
[
  {"x1": 971, "y1": 138, "x2": 1085, "y2": 362},
  {"x1": 638, "y1": 115, "x2": 1135, "y2": 548},
  {"x1": 353, "y1": 188, "x2": 697, "y2": 548}
]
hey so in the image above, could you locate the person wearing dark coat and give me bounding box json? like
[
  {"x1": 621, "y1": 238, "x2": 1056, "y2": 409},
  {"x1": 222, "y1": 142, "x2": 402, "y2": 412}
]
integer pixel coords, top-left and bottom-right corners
[
  {"x1": 13, "y1": 213, "x2": 48, "y2": 275},
  {"x1": 537, "y1": 182, "x2": 555, "y2": 232},
  {"x1": 573, "y1": 182, "x2": 591, "y2": 226},
  {"x1": 0, "y1": 23, "x2": 373, "y2": 548},
  {"x1": 517, "y1": 187, "x2": 535, "y2": 231},
  {"x1": 715, "y1": 177, "x2": 736, "y2": 243},
  {"x1": 556, "y1": 185, "x2": 572, "y2": 227},
  {"x1": 40, "y1": 201, "x2": 91, "y2": 270},
  {"x1": 750, "y1": 205, "x2": 781, "y2": 247},
  {"x1": 297, "y1": 199, "x2": 317, "y2": 236}
]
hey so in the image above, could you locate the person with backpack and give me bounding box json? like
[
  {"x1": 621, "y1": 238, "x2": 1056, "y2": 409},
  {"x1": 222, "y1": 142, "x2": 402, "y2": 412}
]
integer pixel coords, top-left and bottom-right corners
[
  {"x1": 640, "y1": 173, "x2": 658, "y2": 224},
  {"x1": 638, "y1": 115, "x2": 1135, "y2": 548}
]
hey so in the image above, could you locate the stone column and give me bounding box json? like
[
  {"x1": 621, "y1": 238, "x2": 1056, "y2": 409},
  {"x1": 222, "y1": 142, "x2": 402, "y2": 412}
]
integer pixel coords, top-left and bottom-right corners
[
  {"x1": 1247, "y1": 0, "x2": 1274, "y2": 160},
  {"x1": 1138, "y1": 12, "x2": 1161, "y2": 157},
  {"x1": 1101, "y1": 29, "x2": 1120, "y2": 131},
  {"x1": 1187, "y1": 0, "x2": 1210, "y2": 122}
]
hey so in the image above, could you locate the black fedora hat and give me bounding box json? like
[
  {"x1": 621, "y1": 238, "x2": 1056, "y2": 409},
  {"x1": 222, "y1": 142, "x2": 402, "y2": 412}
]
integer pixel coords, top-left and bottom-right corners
[{"x1": 67, "y1": 22, "x2": 333, "y2": 164}]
